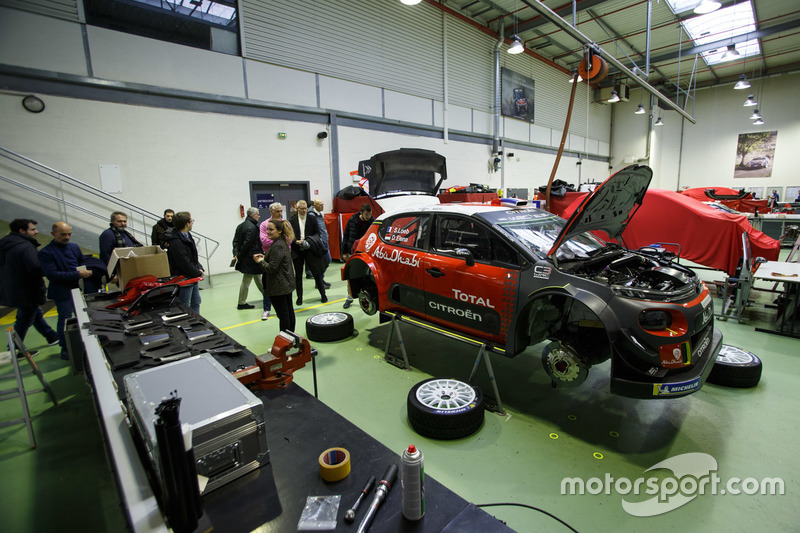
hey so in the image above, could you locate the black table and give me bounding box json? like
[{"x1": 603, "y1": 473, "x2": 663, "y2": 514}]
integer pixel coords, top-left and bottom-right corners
[{"x1": 82, "y1": 292, "x2": 513, "y2": 533}]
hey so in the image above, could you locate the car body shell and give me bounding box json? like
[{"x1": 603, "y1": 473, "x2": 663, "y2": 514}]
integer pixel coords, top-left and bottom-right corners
[{"x1": 343, "y1": 186, "x2": 722, "y2": 399}]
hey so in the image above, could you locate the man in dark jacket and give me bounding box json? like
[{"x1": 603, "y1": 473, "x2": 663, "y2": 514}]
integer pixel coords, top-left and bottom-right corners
[
  {"x1": 99, "y1": 211, "x2": 143, "y2": 266},
  {"x1": 232, "y1": 207, "x2": 264, "y2": 310},
  {"x1": 0, "y1": 218, "x2": 59, "y2": 351},
  {"x1": 151, "y1": 209, "x2": 174, "y2": 249},
  {"x1": 39, "y1": 222, "x2": 94, "y2": 359},
  {"x1": 342, "y1": 203, "x2": 374, "y2": 308},
  {"x1": 166, "y1": 211, "x2": 204, "y2": 313},
  {"x1": 289, "y1": 200, "x2": 327, "y2": 305}
]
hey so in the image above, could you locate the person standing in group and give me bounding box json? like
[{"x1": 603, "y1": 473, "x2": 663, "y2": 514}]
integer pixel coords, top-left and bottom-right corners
[
  {"x1": 99, "y1": 211, "x2": 143, "y2": 266},
  {"x1": 257, "y1": 202, "x2": 287, "y2": 320},
  {"x1": 232, "y1": 207, "x2": 264, "y2": 310},
  {"x1": 38, "y1": 222, "x2": 94, "y2": 360},
  {"x1": 308, "y1": 198, "x2": 331, "y2": 289},
  {"x1": 290, "y1": 200, "x2": 328, "y2": 306},
  {"x1": 0, "y1": 218, "x2": 59, "y2": 354},
  {"x1": 165, "y1": 212, "x2": 204, "y2": 313},
  {"x1": 342, "y1": 204, "x2": 374, "y2": 309},
  {"x1": 253, "y1": 219, "x2": 296, "y2": 333},
  {"x1": 151, "y1": 209, "x2": 174, "y2": 249}
]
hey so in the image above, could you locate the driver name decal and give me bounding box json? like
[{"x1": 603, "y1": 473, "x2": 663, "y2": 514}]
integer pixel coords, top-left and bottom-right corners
[
  {"x1": 452, "y1": 289, "x2": 494, "y2": 308},
  {"x1": 372, "y1": 245, "x2": 420, "y2": 267}
]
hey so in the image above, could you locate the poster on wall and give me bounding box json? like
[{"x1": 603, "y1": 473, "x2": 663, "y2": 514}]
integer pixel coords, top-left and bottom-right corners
[
  {"x1": 734, "y1": 130, "x2": 777, "y2": 178},
  {"x1": 501, "y1": 67, "x2": 535, "y2": 123}
]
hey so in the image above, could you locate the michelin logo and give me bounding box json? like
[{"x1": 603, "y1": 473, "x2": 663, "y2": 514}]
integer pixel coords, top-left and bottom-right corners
[{"x1": 653, "y1": 377, "x2": 701, "y2": 396}]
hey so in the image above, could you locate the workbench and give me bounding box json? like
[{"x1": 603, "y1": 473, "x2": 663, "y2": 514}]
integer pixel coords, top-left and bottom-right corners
[{"x1": 74, "y1": 289, "x2": 514, "y2": 533}]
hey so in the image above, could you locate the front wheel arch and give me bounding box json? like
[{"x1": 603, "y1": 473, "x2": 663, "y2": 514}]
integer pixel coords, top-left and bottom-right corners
[{"x1": 517, "y1": 292, "x2": 613, "y2": 365}]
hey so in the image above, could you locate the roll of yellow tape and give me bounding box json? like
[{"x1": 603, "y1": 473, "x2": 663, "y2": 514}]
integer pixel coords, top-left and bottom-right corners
[{"x1": 319, "y1": 447, "x2": 351, "y2": 482}]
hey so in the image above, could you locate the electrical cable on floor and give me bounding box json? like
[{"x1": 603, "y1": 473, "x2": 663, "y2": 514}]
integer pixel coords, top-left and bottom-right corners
[{"x1": 477, "y1": 502, "x2": 579, "y2": 532}]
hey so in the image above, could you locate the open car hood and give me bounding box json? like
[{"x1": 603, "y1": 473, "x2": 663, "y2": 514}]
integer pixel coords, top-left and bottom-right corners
[
  {"x1": 359, "y1": 148, "x2": 447, "y2": 198},
  {"x1": 548, "y1": 165, "x2": 652, "y2": 257}
]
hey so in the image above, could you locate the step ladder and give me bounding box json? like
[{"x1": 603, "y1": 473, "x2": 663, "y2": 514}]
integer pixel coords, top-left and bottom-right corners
[{"x1": 0, "y1": 328, "x2": 59, "y2": 449}]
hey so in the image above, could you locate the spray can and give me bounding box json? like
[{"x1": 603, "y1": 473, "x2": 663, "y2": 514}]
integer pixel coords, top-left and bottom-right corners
[{"x1": 401, "y1": 444, "x2": 425, "y2": 520}]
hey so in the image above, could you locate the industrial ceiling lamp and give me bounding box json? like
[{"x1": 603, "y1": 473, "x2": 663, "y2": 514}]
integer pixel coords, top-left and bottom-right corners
[
  {"x1": 693, "y1": 0, "x2": 721, "y2": 15},
  {"x1": 400, "y1": 0, "x2": 422, "y2": 5},
  {"x1": 655, "y1": 116, "x2": 664, "y2": 126},
  {"x1": 753, "y1": 117, "x2": 765, "y2": 125},
  {"x1": 635, "y1": 104, "x2": 646, "y2": 114},
  {"x1": 721, "y1": 44, "x2": 740, "y2": 61},
  {"x1": 569, "y1": 69, "x2": 583, "y2": 83},
  {"x1": 734, "y1": 74, "x2": 751, "y2": 90},
  {"x1": 607, "y1": 89, "x2": 620, "y2": 103},
  {"x1": 508, "y1": 35, "x2": 524, "y2": 54},
  {"x1": 743, "y1": 94, "x2": 758, "y2": 107},
  {"x1": 749, "y1": 109, "x2": 761, "y2": 120}
]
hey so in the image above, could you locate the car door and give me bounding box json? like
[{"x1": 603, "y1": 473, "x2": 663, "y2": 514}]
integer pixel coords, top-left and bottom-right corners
[
  {"x1": 372, "y1": 213, "x2": 430, "y2": 315},
  {"x1": 421, "y1": 214, "x2": 519, "y2": 344}
]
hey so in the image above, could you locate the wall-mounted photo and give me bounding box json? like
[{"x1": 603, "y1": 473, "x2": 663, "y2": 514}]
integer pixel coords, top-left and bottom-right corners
[
  {"x1": 734, "y1": 130, "x2": 777, "y2": 178},
  {"x1": 501, "y1": 67, "x2": 535, "y2": 123}
]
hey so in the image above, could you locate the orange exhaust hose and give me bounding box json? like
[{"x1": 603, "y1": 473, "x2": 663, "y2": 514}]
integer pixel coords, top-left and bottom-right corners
[{"x1": 546, "y1": 70, "x2": 580, "y2": 213}]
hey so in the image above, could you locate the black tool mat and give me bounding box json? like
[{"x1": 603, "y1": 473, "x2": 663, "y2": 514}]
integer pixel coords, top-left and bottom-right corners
[
  {"x1": 200, "y1": 383, "x2": 514, "y2": 533},
  {"x1": 87, "y1": 301, "x2": 249, "y2": 370}
]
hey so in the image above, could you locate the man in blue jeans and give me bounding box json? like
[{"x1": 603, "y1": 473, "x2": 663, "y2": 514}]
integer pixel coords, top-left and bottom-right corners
[
  {"x1": 39, "y1": 222, "x2": 94, "y2": 360},
  {"x1": 165, "y1": 212, "x2": 204, "y2": 313},
  {"x1": 0, "y1": 218, "x2": 59, "y2": 355}
]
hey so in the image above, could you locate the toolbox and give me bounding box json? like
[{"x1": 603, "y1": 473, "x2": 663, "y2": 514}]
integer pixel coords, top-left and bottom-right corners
[{"x1": 124, "y1": 354, "x2": 269, "y2": 494}]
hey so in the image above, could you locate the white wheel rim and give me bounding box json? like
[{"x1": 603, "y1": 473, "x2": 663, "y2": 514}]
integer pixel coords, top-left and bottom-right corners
[
  {"x1": 718, "y1": 344, "x2": 757, "y2": 365},
  {"x1": 416, "y1": 379, "x2": 476, "y2": 411},
  {"x1": 309, "y1": 313, "x2": 348, "y2": 325}
]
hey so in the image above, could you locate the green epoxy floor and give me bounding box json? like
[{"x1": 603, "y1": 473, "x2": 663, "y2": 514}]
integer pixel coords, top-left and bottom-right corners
[{"x1": 1, "y1": 265, "x2": 797, "y2": 532}]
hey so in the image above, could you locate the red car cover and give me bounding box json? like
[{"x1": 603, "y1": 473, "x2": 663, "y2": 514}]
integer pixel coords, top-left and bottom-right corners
[
  {"x1": 562, "y1": 189, "x2": 779, "y2": 275},
  {"x1": 679, "y1": 187, "x2": 769, "y2": 214}
]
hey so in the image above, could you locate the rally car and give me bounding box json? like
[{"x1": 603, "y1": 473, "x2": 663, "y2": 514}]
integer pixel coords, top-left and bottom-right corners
[{"x1": 342, "y1": 160, "x2": 722, "y2": 399}]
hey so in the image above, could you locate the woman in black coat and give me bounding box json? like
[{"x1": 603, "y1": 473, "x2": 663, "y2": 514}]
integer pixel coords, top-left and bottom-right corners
[{"x1": 253, "y1": 219, "x2": 296, "y2": 333}]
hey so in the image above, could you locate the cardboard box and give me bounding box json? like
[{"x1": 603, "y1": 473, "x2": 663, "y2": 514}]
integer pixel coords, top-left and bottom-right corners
[{"x1": 107, "y1": 246, "x2": 171, "y2": 289}]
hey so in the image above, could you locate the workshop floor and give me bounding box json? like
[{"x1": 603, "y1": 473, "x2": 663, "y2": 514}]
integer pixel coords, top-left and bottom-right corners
[{"x1": 1, "y1": 261, "x2": 797, "y2": 532}]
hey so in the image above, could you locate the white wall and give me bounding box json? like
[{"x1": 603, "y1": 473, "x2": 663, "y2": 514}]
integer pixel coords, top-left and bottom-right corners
[
  {"x1": 612, "y1": 75, "x2": 800, "y2": 192},
  {"x1": 0, "y1": 92, "x2": 332, "y2": 275},
  {"x1": 1, "y1": 4, "x2": 618, "y2": 275}
]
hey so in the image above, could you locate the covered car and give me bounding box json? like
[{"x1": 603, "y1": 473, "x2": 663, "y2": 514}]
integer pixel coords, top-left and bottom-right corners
[
  {"x1": 680, "y1": 187, "x2": 769, "y2": 214},
  {"x1": 562, "y1": 189, "x2": 779, "y2": 276},
  {"x1": 343, "y1": 165, "x2": 722, "y2": 399}
]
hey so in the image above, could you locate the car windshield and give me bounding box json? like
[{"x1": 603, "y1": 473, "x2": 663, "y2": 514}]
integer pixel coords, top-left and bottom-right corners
[{"x1": 493, "y1": 212, "x2": 606, "y2": 260}]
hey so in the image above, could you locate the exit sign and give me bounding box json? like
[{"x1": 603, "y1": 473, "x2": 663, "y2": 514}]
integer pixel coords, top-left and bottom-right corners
[{"x1": 277, "y1": 132, "x2": 286, "y2": 139}]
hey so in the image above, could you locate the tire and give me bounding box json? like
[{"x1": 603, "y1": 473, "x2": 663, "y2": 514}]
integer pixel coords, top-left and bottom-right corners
[
  {"x1": 305, "y1": 312, "x2": 354, "y2": 342},
  {"x1": 706, "y1": 344, "x2": 762, "y2": 388},
  {"x1": 407, "y1": 378, "x2": 485, "y2": 440}
]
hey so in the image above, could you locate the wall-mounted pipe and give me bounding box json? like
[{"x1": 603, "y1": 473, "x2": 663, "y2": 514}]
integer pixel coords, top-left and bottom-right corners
[{"x1": 493, "y1": 18, "x2": 504, "y2": 156}]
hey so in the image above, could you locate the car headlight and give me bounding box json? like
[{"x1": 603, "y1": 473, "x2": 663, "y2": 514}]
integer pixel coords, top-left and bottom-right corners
[{"x1": 639, "y1": 309, "x2": 672, "y2": 331}]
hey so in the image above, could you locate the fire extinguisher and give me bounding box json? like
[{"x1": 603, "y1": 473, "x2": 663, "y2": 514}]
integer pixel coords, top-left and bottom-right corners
[{"x1": 239, "y1": 205, "x2": 245, "y2": 218}]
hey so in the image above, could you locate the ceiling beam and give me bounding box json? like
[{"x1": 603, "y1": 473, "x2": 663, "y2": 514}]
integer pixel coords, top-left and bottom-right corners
[
  {"x1": 643, "y1": 19, "x2": 800, "y2": 66},
  {"x1": 519, "y1": 0, "x2": 697, "y2": 123}
]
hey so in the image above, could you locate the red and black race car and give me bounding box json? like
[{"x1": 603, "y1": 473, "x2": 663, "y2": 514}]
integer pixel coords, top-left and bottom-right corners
[{"x1": 343, "y1": 158, "x2": 722, "y2": 399}]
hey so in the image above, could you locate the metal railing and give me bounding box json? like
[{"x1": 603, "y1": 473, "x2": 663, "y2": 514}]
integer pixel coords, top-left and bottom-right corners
[{"x1": 0, "y1": 146, "x2": 220, "y2": 285}]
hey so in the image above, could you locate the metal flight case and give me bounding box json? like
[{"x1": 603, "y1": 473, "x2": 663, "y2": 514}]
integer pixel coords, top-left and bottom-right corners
[{"x1": 124, "y1": 353, "x2": 269, "y2": 494}]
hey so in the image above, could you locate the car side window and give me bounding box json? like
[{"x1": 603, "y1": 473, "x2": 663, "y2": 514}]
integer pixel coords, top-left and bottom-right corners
[
  {"x1": 380, "y1": 215, "x2": 428, "y2": 250},
  {"x1": 491, "y1": 238, "x2": 518, "y2": 265},
  {"x1": 436, "y1": 216, "x2": 493, "y2": 262}
]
